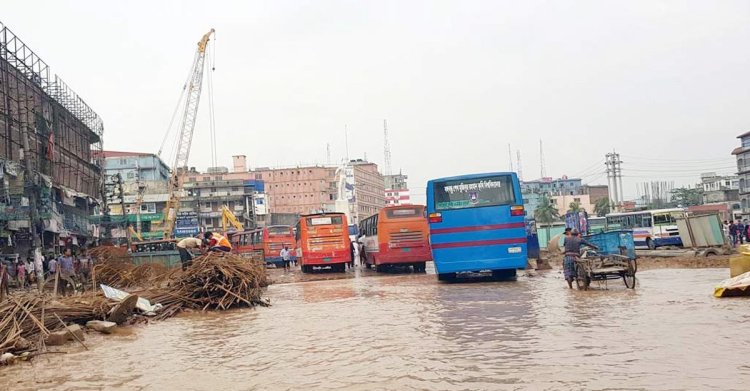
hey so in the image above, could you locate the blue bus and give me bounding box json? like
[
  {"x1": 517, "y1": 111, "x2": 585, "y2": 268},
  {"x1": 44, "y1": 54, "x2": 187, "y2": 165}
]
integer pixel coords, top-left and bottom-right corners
[{"x1": 426, "y1": 172, "x2": 527, "y2": 281}]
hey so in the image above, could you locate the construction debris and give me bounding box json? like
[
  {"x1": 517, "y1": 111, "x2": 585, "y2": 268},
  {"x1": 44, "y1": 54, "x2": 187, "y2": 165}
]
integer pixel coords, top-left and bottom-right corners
[{"x1": 0, "y1": 252, "x2": 269, "y2": 362}]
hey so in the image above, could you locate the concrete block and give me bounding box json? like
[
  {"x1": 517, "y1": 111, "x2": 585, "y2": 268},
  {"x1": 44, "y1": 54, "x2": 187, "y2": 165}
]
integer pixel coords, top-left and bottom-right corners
[{"x1": 86, "y1": 320, "x2": 117, "y2": 334}]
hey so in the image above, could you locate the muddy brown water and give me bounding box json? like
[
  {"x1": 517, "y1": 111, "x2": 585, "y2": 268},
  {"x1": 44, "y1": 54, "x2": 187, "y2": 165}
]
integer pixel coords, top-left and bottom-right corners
[{"x1": 1, "y1": 266, "x2": 748, "y2": 390}]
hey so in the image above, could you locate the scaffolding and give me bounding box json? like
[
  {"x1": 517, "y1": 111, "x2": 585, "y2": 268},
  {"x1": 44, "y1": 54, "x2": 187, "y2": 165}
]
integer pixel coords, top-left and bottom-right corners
[{"x1": 0, "y1": 21, "x2": 104, "y2": 198}]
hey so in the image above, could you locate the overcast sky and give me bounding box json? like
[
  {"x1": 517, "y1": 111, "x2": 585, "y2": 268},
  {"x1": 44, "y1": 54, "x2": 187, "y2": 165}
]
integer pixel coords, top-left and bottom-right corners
[{"x1": 4, "y1": 0, "x2": 749, "y2": 203}]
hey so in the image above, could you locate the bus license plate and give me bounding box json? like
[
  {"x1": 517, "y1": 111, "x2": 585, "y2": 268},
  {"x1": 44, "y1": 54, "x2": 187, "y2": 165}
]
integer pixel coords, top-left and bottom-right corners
[
  {"x1": 508, "y1": 247, "x2": 522, "y2": 254},
  {"x1": 402, "y1": 248, "x2": 411, "y2": 252},
  {"x1": 323, "y1": 257, "x2": 332, "y2": 262}
]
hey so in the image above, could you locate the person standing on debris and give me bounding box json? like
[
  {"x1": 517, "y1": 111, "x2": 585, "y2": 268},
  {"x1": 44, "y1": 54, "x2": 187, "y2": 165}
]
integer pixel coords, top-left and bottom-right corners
[
  {"x1": 58, "y1": 249, "x2": 76, "y2": 296},
  {"x1": 205, "y1": 232, "x2": 232, "y2": 253},
  {"x1": 177, "y1": 236, "x2": 204, "y2": 271},
  {"x1": 48, "y1": 255, "x2": 58, "y2": 278},
  {"x1": 739, "y1": 221, "x2": 746, "y2": 245},
  {"x1": 280, "y1": 246, "x2": 292, "y2": 271},
  {"x1": 16, "y1": 260, "x2": 26, "y2": 289},
  {"x1": 78, "y1": 249, "x2": 91, "y2": 282},
  {"x1": 563, "y1": 229, "x2": 598, "y2": 289},
  {"x1": 729, "y1": 221, "x2": 739, "y2": 247},
  {"x1": 25, "y1": 256, "x2": 35, "y2": 287}
]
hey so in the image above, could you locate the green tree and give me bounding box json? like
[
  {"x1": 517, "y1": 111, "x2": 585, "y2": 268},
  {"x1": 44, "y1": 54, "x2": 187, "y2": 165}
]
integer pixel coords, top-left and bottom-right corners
[
  {"x1": 568, "y1": 201, "x2": 582, "y2": 213},
  {"x1": 535, "y1": 195, "x2": 561, "y2": 241},
  {"x1": 671, "y1": 187, "x2": 703, "y2": 207},
  {"x1": 594, "y1": 197, "x2": 611, "y2": 217}
]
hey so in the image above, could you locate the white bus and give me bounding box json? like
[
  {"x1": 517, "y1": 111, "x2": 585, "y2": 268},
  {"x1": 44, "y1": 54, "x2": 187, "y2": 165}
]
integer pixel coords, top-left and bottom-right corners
[{"x1": 605, "y1": 208, "x2": 686, "y2": 249}]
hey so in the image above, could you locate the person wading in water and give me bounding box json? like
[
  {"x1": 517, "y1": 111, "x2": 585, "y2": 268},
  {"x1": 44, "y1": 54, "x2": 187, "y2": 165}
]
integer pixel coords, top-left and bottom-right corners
[{"x1": 563, "y1": 229, "x2": 598, "y2": 289}]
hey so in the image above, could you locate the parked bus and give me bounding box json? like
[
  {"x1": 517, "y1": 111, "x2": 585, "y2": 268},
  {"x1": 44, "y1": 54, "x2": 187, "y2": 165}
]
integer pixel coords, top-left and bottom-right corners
[
  {"x1": 358, "y1": 205, "x2": 432, "y2": 272},
  {"x1": 426, "y1": 172, "x2": 527, "y2": 281},
  {"x1": 605, "y1": 208, "x2": 685, "y2": 249},
  {"x1": 296, "y1": 213, "x2": 351, "y2": 273},
  {"x1": 230, "y1": 225, "x2": 296, "y2": 266}
]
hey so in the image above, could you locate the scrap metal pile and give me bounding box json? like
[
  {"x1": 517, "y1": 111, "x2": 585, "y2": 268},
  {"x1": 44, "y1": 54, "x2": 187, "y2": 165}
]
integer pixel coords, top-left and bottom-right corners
[{"x1": 0, "y1": 251, "x2": 269, "y2": 360}]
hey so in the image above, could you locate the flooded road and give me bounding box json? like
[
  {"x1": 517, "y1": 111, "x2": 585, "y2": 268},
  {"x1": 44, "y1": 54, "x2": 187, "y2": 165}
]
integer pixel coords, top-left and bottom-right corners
[{"x1": 2, "y1": 267, "x2": 749, "y2": 390}]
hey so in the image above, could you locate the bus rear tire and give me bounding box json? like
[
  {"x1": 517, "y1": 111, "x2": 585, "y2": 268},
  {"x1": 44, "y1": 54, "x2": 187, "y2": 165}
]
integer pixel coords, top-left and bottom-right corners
[
  {"x1": 301, "y1": 265, "x2": 311, "y2": 273},
  {"x1": 438, "y1": 273, "x2": 455, "y2": 282},
  {"x1": 414, "y1": 262, "x2": 426, "y2": 273},
  {"x1": 492, "y1": 269, "x2": 517, "y2": 280}
]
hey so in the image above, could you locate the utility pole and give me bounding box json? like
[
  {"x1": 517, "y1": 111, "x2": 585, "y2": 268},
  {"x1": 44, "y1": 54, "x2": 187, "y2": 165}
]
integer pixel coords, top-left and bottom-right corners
[
  {"x1": 116, "y1": 174, "x2": 131, "y2": 248},
  {"x1": 605, "y1": 151, "x2": 623, "y2": 210},
  {"x1": 508, "y1": 144, "x2": 514, "y2": 172},
  {"x1": 326, "y1": 143, "x2": 331, "y2": 165}
]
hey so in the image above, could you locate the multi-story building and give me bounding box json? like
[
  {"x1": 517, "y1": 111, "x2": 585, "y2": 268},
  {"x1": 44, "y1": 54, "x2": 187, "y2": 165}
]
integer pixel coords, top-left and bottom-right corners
[
  {"x1": 549, "y1": 194, "x2": 596, "y2": 215},
  {"x1": 0, "y1": 22, "x2": 104, "y2": 253},
  {"x1": 581, "y1": 184, "x2": 610, "y2": 205},
  {"x1": 95, "y1": 151, "x2": 172, "y2": 240},
  {"x1": 384, "y1": 172, "x2": 411, "y2": 206},
  {"x1": 102, "y1": 151, "x2": 170, "y2": 182},
  {"x1": 348, "y1": 159, "x2": 386, "y2": 223},
  {"x1": 250, "y1": 165, "x2": 338, "y2": 215},
  {"x1": 698, "y1": 172, "x2": 739, "y2": 203},
  {"x1": 732, "y1": 132, "x2": 750, "y2": 217},
  {"x1": 522, "y1": 176, "x2": 583, "y2": 196},
  {"x1": 182, "y1": 177, "x2": 265, "y2": 232}
]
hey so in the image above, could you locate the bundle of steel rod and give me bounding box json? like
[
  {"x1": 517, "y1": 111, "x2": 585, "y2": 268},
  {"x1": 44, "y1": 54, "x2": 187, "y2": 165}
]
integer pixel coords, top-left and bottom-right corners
[
  {"x1": 0, "y1": 294, "x2": 112, "y2": 355},
  {"x1": 160, "y1": 252, "x2": 270, "y2": 312},
  {"x1": 1, "y1": 252, "x2": 269, "y2": 357}
]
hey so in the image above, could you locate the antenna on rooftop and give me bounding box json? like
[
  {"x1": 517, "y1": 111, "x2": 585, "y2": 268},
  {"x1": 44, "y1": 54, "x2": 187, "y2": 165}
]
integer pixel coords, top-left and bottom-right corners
[
  {"x1": 383, "y1": 119, "x2": 392, "y2": 176},
  {"x1": 508, "y1": 144, "x2": 514, "y2": 172},
  {"x1": 540, "y1": 139, "x2": 547, "y2": 178}
]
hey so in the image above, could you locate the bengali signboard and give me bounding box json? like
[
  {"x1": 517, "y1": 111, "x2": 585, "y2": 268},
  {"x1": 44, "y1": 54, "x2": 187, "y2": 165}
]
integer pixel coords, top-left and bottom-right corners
[{"x1": 175, "y1": 211, "x2": 200, "y2": 238}]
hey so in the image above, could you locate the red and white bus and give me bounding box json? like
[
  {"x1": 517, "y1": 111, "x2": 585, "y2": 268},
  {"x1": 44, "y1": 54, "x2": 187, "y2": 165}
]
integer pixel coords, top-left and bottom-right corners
[
  {"x1": 358, "y1": 205, "x2": 432, "y2": 272},
  {"x1": 296, "y1": 213, "x2": 352, "y2": 273}
]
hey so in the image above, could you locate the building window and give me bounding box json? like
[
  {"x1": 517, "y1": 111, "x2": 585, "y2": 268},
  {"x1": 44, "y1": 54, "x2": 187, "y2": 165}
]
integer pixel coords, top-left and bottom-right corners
[
  {"x1": 204, "y1": 202, "x2": 211, "y2": 208},
  {"x1": 140, "y1": 203, "x2": 156, "y2": 214},
  {"x1": 203, "y1": 176, "x2": 210, "y2": 181}
]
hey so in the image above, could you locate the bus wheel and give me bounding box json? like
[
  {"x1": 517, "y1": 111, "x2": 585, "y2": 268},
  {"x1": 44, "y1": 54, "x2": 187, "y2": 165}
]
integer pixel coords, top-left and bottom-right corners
[
  {"x1": 492, "y1": 269, "x2": 516, "y2": 280},
  {"x1": 301, "y1": 265, "x2": 310, "y2": 273},
  {"x1": 414, "y1": 263, "x2": 426, "y2": 273},
  {"x1": 375, "y1": 264, "x2": 386, "y2": 273},
  {"x1": 646, "y1": 238, "x2": 656, "y2": 250},
  {"x1": 437, "y1": 273, "x2": 455, "y2": 282}
]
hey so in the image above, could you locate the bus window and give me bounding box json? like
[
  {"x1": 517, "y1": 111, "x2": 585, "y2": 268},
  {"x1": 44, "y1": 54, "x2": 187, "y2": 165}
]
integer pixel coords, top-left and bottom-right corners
[
  {"x1": 386, "y1": 206, "x2": 422, "y2": 218},
  {"x1": 433, "y1": 175, "x2": 516, "y2": 210},
  {"x1": 307, "y1": 216, "x2": 343, "y2": 226}
]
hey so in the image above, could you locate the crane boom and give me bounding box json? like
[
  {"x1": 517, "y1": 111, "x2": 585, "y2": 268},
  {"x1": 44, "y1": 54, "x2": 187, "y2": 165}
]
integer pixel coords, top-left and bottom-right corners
[{"x1": 164, "y1": 28, "x2": 215, "y2": 239}]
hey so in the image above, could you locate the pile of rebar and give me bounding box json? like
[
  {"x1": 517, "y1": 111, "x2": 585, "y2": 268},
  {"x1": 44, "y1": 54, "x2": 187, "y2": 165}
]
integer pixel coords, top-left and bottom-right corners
[
  {"x1": 1, "y1": 252, "x2": 270, "y2": 358},
  {"x1": 0, "y1": 294, "x2": 112, "y2": 356}
]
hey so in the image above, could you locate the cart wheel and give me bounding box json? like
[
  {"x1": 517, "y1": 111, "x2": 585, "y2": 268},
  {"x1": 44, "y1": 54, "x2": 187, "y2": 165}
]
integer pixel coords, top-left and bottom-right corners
[
  {"x1": 623, "y1": 259, "x2": 636, "y2": 289},
  {"x1": 575, "y1": 263, "x2": 590, "y2": 291}
]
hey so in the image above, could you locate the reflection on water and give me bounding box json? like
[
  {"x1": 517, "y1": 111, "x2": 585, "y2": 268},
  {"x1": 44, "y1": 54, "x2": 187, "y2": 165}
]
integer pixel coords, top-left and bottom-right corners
[{"x1": 1, "y1": 268, "x2": 749, "y2": 390}]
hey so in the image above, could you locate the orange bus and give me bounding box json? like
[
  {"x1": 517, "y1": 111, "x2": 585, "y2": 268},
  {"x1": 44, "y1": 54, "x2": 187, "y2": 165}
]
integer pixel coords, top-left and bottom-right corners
[
  {"x1": 230, "y1": 225, "x2": 296, "y2": 266},
  {"x1": 296, "y1": 212, "x2": 351, "y2": 273},
  {"x1": 358, "y1": 205, "x2": 432, "y2": 272}
]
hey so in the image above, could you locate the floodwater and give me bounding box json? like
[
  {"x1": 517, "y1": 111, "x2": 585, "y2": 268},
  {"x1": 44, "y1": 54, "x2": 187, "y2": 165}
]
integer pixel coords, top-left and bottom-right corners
[{"x1": 2, "y1": 266, "x2": 749, "y2": 390}]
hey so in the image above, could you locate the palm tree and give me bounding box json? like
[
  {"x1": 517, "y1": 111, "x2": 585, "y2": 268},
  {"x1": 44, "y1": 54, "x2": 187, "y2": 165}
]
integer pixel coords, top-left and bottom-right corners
[
  {"x1": 594, "y1": 197, "x2": 611, "y2": 217},
  {"x1": 568, "y1": 201, "x2": 582, "y2": 213},
  {"x1": 534, "y1": 195, "x2": 560, "y2": 241}
]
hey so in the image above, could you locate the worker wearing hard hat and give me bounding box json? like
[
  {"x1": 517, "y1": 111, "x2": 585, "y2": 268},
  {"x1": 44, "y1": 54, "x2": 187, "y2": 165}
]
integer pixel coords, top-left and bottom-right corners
[{"x1": 204, "y1": 232, "x2": 232, "y2": 252}]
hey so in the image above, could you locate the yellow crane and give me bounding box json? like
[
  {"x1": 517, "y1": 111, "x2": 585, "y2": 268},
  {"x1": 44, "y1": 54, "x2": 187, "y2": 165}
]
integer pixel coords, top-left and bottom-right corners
[
  {"x1": 221, "y1": 205, "x2": 244, "y2": 233},
  {"x1": 162, "y1": 28, "x2": 216, "y2": 239}
]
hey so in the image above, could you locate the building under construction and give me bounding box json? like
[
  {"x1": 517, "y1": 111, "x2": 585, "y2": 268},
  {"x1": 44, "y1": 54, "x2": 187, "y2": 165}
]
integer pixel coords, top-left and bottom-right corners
[{"x1": 0, "y1": 22, "x2": 104, "y2": 253}]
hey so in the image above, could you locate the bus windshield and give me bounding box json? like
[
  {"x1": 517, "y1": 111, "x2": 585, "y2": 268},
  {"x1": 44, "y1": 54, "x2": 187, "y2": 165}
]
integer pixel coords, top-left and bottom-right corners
[
  {"x1": 386, "y1": 206, "x2": 423, "y2": 219},
  {"x1": 433, "y1": 175, "x2": 516, "y2": 211}
]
